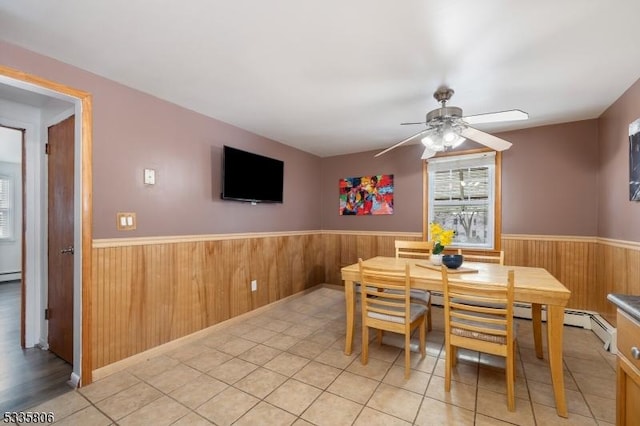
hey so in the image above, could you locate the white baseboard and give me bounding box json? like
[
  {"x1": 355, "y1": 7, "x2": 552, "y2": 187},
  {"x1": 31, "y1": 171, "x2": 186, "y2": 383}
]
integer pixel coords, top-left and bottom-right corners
[
  {"x1": 68, "y1": 372, "x2": 80, "y2": 389},
  {"x1": 430, "y1": 293, "x2": 616, "y2": 352}
]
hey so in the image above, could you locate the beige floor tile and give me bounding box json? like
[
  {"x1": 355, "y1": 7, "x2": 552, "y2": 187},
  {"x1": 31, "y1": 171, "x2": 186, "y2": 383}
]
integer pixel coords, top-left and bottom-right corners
[
  {"x1": 27, "y1": 391, "x2": 90, "y2": 423},
  {"x1": 301, "y1": 391, "x2": 363, "y2": 426},
  {"x1": 52, "y1": 405, "x2": 112, "y2": 426},
  {"x1": 414, "y1": 396, "x2": 475, "y2": 426},
  {"x1": 532, "y1": 403, "x2": 598, "y2": 426},
  {"x1": 382, "y1": 365, "x2": 430, "y2": 395},
  {"x1": 234, "y1": 401, "x2": 297, "y2": 426},
  {"x1": 346, "y1": 356, "x2": 393, "y2": 381},
  {"x1": 127, "y1": 355, "x2": 180, "y2": 381},
  {"x1": 216, "y1": 336, "x2": 258, "y2": 356},
  {"x1": 196, "y1": 387, "x2": 259, "y2": 426},
  {"x1": 263, "y1": 333, "x2": 301, "y2": 351},
  {"x1": 183, "y1": 348, "x2": 233, "y2": 372},
  {"x1": 564, "y1": 355, "x2": 616, "y2": 379},
  {"x1": 145, "y1": 363, "x2": 202, "y2": 393},
  {"x1": 477, "y1": 366, "x2": 528, "y2": 400},
  {"x1": 474, "y1": 413, "x2": 517, "y2": 425},
  {"x1": 425, "y1": 375, "x2": 477, "y2": 411},
  {"x1": 234, "y1": 367, "x2": 288, "y2": 399},
  {"x1": 366, "y1": 341, "x2": 403, "y2": 363},
  {"x1": 260, "y1": 318, "x2": 295, "y2": 333},
  {"x1": 314, "y1": 346, "x2": 358, "y2": 369},
  {"x1": 166, "y1": 342, "x2": 210, "y2": 362},
  {"x1": 397, "y1": 353, "x2": 438, "y2": 375},
  {"x1": 366, "y1": 383, "x2": 423, "y2": 422},
  {"x1": 306, "y1": 330, "x2": 342, "y2": 347},
  {"x1": 169, "y1": 374, "x2": 228, "y2": 409},
  {"x1": 527, "y1": 380, "x2": 591, "y2": 417},
  {"x1": 264, "y1": 352, "x2": 310, "y2": 376},
  {"x1": 237, "y1": 343, "x2": 282, "y2": 365},
  {"x1": 223, "y1": 323, "x2": 255, "y2": 337},
  {"x1": 326, "y1": 371, "x2": 380, "y2": 404},
  {"x1": 170, "y1": 412, "x2": 214, "y2": 425},
  {"x1": 476, "y1": 388, "x2": 535, "y2": 426},
  {"x1": 78, "y1": 370, "x2": 140, "y2": 403},
  {"x1": 118, "y1": 395, "x2": 190, "y2": 426},
  {"x1": 207, "y1": 357, "x2": 258, "y2": 384},
  {"x1": 572, "y1": 372, "x2": 616, "y2": 399},
  {"x1": 353, "y1": 406, "x2": 412, "y2": 425},
  {"x1": 241, "y1": 327, "x2": 279, "y2": 344},
  {"x1": 199, "y1": 332, "x2": 235, "y2": 348},
  {"x1": 583, "y1": 393, "x2": 616, "y2": 424},
  {"x1": 265, "y1": 378, "x2": 322, "y2": 416},
  {"x1": 288, "y1": 340, "x2": 329, "y2": 359},
  {"x1": 96, "y1": 382, "x2": 163, "y2": 420},
  {"x1": 283, "y1": 324, "x2": 316, "y2": 338},
  {"x1": 293, "y1": 361, "x2": 342, "y2": 389},
  {"x1": 433, "y1": 358, "x2": 479, "y2": 386}
]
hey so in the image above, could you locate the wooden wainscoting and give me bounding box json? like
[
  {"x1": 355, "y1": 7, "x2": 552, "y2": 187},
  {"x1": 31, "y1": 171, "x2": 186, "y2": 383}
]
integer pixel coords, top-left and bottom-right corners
[
  {"x1": 91, "y1": 232, "x2": 324, "y2": 369},
  {"x1": 322, "y1": 232, "x2": 640, "y2": 326}
]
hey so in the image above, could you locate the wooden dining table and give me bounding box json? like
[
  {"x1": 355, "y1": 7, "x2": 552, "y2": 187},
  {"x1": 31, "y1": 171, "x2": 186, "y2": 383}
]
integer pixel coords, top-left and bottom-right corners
[{"x1": 341, "y1": 256, "x2": 572, "y2": 418}]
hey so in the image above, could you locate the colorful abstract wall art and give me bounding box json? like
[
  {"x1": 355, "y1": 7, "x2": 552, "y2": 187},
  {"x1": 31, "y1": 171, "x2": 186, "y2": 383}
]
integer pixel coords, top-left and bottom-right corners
[{"x1": 339, "y1": 174, "x2": 394, "y2": 215}]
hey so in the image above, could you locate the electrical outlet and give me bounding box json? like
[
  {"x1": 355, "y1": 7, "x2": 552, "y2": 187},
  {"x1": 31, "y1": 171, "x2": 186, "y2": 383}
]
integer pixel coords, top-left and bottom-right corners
[{"x1": 251, "y1": 280, "x2": 257, "y2": 292}]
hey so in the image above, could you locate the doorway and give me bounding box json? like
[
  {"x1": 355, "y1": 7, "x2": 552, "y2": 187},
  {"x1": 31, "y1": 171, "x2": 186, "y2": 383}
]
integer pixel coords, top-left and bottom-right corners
[{"x1": 0, "y1": 65, "x2": 94, "y2": 389}]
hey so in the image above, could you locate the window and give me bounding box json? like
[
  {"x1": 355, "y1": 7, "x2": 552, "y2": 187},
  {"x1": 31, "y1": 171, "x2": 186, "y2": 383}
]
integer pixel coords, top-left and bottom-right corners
[
  {"x1": 0, "y1": 174, "x2": 13, "y2": 240},
  {"x1": 423, "y1": 151, "x2": 502, "y2": 249}
]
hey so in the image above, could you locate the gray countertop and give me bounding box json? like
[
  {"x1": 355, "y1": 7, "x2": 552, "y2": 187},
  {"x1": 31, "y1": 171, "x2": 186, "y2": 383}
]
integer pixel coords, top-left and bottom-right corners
[{"x1": 608, "y1": 293, "x2": 640, "y2": 323}]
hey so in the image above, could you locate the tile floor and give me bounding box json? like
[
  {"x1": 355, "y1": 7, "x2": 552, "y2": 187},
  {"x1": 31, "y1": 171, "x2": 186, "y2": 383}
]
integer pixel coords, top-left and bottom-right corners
[{"x1": 22, "y1": 287, "x2": 616, "y2": 425}]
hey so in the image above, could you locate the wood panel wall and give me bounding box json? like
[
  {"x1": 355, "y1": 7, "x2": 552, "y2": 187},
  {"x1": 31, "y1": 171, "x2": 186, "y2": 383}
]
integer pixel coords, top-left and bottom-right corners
[
  {"x1": 91, "y1": 231, "x2": 640, "y2": 371},
  {"x1": 322, "y1": 232, "x2": 640, "y2": 326},
  {"x1": 91, "y1": 233, "x2": 324, "y2": 369}
]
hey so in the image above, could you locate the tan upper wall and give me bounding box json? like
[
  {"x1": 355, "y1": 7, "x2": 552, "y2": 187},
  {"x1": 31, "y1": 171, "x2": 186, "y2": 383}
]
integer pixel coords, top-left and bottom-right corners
[{"x1": 598, "y1": 77, "x2": 640, "y2": 241}]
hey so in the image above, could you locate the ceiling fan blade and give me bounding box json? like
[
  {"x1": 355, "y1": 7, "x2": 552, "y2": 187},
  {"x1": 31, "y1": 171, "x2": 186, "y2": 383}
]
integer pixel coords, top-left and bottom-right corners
[
  {"x1": 462, "y1": 109, "x2": 528, "y2": 125},
  {"x1": 460, "y1": 127, "x2": 513, "y2": 151},
  {"x1": 374, "y1": 129, "x2": 428, "y2": 157},
  {"x1": 400, "y1": 121, "x2": 425, "y2": 126},
  {"x1": 421, "y1": 147, "x2": 436, "y2": 159}
]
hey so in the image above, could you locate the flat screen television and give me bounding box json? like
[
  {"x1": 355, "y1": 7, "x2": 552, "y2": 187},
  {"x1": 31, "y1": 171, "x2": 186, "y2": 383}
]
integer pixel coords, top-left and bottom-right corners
[{"x1": 221, "y1": 145, "x2": 284, "y2": 203}]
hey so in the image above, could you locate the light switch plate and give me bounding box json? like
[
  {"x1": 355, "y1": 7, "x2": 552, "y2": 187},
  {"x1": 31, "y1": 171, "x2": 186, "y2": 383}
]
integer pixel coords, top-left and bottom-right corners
[{"x1": 144, "y1": 168, "x2": 156, "y2": 185}]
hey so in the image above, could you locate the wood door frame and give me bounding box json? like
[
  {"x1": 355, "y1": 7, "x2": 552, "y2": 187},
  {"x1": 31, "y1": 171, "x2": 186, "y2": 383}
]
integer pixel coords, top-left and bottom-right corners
[{"x1": 0, "y1": 65, "x2": 94, "y2": 385}]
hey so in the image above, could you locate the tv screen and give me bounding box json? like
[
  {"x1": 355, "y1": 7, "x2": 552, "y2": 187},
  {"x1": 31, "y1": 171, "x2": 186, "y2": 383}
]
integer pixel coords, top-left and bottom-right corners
[{"x1": 221, "y1": 145, "x2": 284, "y2": 203}]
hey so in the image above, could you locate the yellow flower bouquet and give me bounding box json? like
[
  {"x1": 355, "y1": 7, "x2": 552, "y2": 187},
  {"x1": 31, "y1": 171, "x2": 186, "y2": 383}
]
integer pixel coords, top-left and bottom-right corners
[{"x1": 430, "y1": 222, "x2": 455, "y2": 255}]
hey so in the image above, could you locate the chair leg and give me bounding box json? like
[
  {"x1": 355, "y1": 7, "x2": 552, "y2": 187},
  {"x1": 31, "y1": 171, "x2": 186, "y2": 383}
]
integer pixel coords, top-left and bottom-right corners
[
  {"x1": 361, "y1": 326, "x2": 369, "y2": 366},
  {"x1": 427, "y1": 298, "x2": 432, "y2": 331},
  {"x1": 451, "y1": 346, "x2": 458, "y2": 367},
  {"x1": 376, "y1": 329, "x2": 383, "y2": 345},
  {"x1": 419, "y1": 319, "x2": 426, "y2": 358},
  {"x1": 506, "y1": 344, "x2": 516, "y2": 411},
  {"x1": 404, "y1": 332, "x2": 411, "y2": 379},
  {"x1": 445, "y1": 343, "x2": 452, "y2": 392}
]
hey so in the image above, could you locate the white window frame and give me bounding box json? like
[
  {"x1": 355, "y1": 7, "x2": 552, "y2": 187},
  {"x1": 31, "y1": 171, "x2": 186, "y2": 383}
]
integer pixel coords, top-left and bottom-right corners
[
  {"x1": 424, "y1": 151, "x2": 501, "y2": 250},
  {"x1": 0, "y1": 173, "x2": 14, "y2": 241}
]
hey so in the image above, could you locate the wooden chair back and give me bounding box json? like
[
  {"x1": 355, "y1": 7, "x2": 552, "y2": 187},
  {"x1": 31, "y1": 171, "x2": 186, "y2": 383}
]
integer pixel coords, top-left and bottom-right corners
[
  {"x1": 457, "y1": 249, "x2": 505, "y2": 265},
  {"x1": 395, "y1": 240, "x2": 433, "y2": 259},
  {"x1": 442, "y1": 266, "x2": 516, "y2": 410},
  {"x1": 358, "y1": 258, "x2": 426, "y2": 378}
]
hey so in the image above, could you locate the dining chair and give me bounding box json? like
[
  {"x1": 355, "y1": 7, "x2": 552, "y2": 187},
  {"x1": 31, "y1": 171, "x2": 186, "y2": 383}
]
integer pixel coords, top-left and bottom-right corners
[
  {"x1": 359, "y1": 258, "x2": 426, "y2": 379},
  {"x1": 395, "y1": 240, "x2": 433, "y2": 330},
  {"x1": 457, "y1": 248, "x2": 505, "y2": 265},
  {"x1": 441, "y1": 265, "x2": 517, "y2": 411}
]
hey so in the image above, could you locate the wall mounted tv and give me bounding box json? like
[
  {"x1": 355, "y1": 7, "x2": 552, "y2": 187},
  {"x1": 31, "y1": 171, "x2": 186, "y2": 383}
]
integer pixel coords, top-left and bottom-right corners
[{"x1": 221, "y1": 145, "x2": 284, "y2": 203}]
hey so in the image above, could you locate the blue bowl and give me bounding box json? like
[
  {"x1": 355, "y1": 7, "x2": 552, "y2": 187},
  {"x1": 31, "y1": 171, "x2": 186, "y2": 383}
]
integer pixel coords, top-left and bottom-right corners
[{"x1": 442, "y1": 254, "x2": 464, "y2": 269}]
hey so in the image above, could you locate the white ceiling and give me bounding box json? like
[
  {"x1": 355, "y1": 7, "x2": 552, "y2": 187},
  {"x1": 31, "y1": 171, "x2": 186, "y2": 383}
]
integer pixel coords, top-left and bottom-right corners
[{"x1": 2, "y1": 0, "x2": 640, "y2": 157}]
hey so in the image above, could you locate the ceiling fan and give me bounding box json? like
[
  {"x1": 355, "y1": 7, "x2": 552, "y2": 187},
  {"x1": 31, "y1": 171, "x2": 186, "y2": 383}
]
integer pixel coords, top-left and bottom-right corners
[{"x1": 375, "y1": 86, "x2": 528, "y2": 159}]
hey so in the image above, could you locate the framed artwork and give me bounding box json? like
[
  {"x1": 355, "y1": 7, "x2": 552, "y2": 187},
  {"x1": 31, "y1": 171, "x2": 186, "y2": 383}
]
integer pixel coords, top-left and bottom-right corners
[
  {"x1": 339, "y1": 174, "x2": 394, "y2": 215},
  {"x1": 630, "y1": 118, "x2": 640, "y2": 201}
]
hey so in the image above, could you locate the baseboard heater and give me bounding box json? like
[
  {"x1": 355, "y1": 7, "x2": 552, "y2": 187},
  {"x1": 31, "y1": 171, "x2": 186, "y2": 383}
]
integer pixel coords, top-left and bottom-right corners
[{"x1": 430, "y1": 293, "x2": 617, "y2": 354}]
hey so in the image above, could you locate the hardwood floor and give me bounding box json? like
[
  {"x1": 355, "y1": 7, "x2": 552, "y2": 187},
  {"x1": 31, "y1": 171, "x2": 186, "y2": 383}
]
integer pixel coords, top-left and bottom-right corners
[{"x1": 0, "y1": 281, "x2": 73, "y2": 412}]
